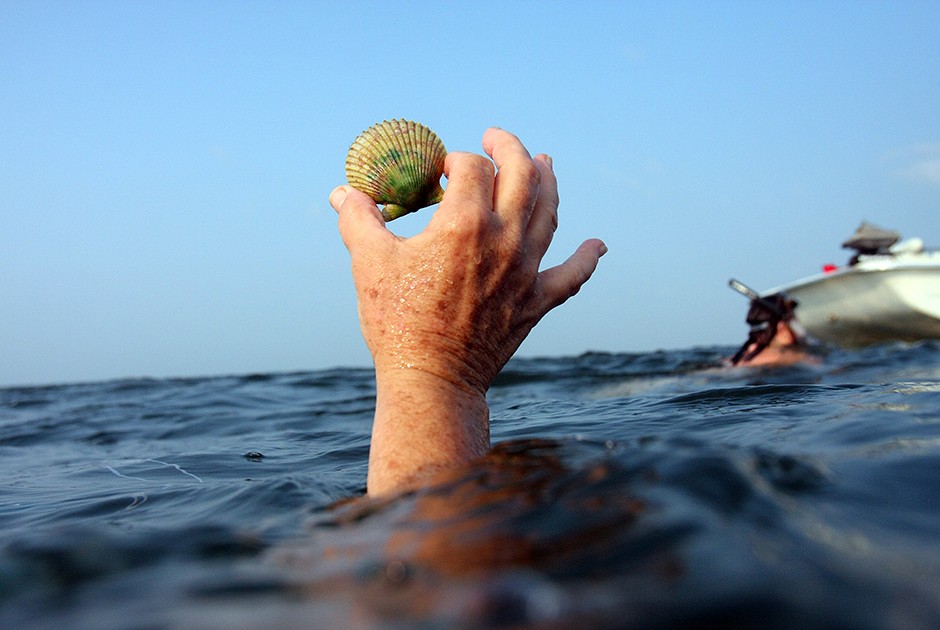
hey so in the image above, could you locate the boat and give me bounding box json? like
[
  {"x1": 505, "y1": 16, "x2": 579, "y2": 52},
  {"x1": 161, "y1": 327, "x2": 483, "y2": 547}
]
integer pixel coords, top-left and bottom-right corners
[{"x1": 748, "y1": 223, "x2": 940, "y2": 348}]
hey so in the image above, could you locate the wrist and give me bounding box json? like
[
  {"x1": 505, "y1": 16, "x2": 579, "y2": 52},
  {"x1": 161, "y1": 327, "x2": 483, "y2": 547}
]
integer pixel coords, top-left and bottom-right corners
[
  {"x1": 367, "y1": 330, "x2": 502, "y2": 399},
  {"x1": 374, "y1": 365, "x2": 490, "y2": 437}
]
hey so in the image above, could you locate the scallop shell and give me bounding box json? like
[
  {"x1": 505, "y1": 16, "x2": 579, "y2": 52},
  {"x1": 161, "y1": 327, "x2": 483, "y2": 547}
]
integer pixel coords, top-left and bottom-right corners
[{"x1": 345, "y1": 119, "x2": 447, "y2": 221}]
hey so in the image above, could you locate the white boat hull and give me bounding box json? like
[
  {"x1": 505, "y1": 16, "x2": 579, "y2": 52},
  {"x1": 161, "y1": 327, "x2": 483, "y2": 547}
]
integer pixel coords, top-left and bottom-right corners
[{"x1": 764, "y1": 253, "x2": 940, "y2": 347}]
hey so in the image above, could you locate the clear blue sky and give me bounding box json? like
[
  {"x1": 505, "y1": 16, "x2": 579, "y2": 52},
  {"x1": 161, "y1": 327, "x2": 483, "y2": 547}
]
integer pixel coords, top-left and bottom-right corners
[{"x1": 3, "y1": 1, "x2": 939, "y2": 386}]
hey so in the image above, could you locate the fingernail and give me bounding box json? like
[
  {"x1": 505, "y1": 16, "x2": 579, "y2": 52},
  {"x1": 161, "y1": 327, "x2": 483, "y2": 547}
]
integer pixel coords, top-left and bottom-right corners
[
  {"x1": 329, "y1": 186, "x2": 348, "y2": 211},
  {"x1": 544, "y1": 155, "x2": 553, "y2": 170},
  {"x1": 599, "y1": 242, "x2": 609, "y2": 256}
]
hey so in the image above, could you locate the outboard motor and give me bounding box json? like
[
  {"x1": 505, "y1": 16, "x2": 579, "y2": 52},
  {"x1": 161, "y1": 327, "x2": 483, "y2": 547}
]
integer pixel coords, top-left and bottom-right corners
[{"x1": 842, "y1": 221, "x2": 900, "y2": 265}]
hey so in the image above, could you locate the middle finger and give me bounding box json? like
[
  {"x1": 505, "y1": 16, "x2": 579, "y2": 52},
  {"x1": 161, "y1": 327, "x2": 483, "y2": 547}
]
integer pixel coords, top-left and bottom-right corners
[{"x1": 482, "y1": 128, "x2": 541, "y2": 229}]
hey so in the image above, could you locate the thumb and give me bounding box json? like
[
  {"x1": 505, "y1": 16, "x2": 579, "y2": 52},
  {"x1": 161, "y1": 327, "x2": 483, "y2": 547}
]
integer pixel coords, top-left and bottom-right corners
[{"x1": 330, "y1": 185, "x2": 391, "y2": 252}]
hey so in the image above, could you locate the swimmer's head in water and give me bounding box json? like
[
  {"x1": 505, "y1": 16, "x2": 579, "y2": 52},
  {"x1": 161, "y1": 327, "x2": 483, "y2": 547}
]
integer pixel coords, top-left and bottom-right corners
[
  {"x1": 744, "y1": 293, "x2": 797, "y2": 327},
  {"x1": 730, "y1": 293, "x2": 801, "y2": 365},
  {"x1": 345, "y1": 119, "x2": 447, "y2": 222}
]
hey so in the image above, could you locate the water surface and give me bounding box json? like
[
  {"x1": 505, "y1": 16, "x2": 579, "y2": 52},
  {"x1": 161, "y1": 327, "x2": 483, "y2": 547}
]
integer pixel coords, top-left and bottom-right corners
[{"x1": 3, "y1": 343, "x2": 940, "y2": 628}]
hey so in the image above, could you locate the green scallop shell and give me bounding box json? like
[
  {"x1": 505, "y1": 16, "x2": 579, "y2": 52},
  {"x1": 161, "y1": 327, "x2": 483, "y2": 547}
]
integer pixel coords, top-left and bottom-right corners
[{"x1": 345, "y1": 119, "x2": 446, "y2": 221}]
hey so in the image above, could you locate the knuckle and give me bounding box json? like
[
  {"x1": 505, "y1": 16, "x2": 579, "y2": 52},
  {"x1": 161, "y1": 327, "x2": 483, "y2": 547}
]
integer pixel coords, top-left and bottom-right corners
[{"x1": 452, "y1": 152, "x2": 496, "y2": 180}]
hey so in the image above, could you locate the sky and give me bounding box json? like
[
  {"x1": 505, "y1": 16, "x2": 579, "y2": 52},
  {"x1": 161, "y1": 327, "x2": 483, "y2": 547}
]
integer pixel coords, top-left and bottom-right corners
[{"x1": 2, "y1": 1, "x2": 939, "y2": 387}]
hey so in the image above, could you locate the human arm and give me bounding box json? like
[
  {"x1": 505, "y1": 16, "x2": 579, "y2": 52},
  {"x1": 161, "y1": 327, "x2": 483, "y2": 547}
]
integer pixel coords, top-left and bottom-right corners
[{"x1": 330, "y1": 128, "x2": 606, "y2": 496}]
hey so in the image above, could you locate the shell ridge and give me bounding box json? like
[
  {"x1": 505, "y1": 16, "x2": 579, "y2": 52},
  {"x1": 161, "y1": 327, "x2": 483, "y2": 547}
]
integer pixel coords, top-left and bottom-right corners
[{"x1": 401, "y1": 121, "x2": 420, "y2": 195}]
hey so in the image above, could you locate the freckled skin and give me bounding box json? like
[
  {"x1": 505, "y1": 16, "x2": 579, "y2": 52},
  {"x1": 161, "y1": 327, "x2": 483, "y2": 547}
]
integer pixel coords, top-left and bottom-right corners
[{"x1": 331, "y1": 128, "x2": 606, "y2": 496}]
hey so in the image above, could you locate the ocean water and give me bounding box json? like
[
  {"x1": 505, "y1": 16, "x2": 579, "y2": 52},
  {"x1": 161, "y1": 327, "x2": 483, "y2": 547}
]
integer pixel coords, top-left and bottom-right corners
[{"x1": 2, "y1": 343, "x2": 940, "y2": 629}]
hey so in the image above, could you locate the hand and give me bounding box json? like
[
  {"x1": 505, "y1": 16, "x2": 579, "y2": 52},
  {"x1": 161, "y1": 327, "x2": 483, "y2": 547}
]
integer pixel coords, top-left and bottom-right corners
[
  {"x1": 331, "y1": 127, "x2": 606, "y2": 495},
  {"x1": 333, "y1": 127, "x2": 606, "y2": 394}
]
